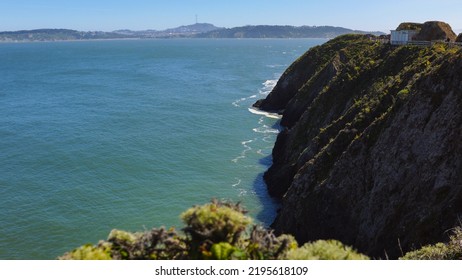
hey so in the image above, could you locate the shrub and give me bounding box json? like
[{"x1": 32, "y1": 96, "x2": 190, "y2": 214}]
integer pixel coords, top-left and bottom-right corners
[
  {"x1": 181, "y1": 200, "x2": 252, "y2": 245},
  {"x1": 401, "y1": 227, "x2": 462, "y2": 260},
  {"x1": 59, "y1": 243, "x2": 112, "y2": 260},
  {"x1": 107, "y1": 227, "x2": 187, "y2": 260},
  {"x1": 209, "y1": 242, "x2": 246, "y2": 260},
  {"x1": 397, "y1": 88, "x2": 410, "y2": 99},
  {"x1": 59, "y1": 200, "x2": 364, "y2": 260},
  {"x1": 282, "y1": 240, "x2": 369, "y2": 260}
]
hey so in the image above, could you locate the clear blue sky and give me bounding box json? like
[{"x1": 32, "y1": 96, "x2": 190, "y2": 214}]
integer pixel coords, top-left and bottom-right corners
[{"x1": 1, "y1": 0, "x2": 461, "y2": 33}]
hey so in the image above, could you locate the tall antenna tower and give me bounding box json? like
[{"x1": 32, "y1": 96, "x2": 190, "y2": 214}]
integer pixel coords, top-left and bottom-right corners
[{"x1": 195, "y1": 14, "x2": 198, "y2": 24}]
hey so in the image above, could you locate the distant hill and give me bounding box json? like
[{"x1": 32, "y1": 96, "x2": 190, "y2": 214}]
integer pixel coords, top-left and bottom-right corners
[
  {"x1": 0, "y1": 24, "x2": 384, "y2": 42},
  {"x1": 162, "y1": 23, "x2": 222, "y2": 36},
  {"x1": 195, "y1": 25, "x2": 384, "y2": 38},
  {"x1": 113, "y1": 23, "x2": 222, "y2": 38},
  {"x1": 0, "y1": 29, "x2": 134, "y2": 42}
]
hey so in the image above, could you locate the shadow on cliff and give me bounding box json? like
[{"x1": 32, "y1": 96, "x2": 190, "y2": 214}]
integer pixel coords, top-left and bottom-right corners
[{"x1": 253, "y1": 145, "x2": 281, "y2": 227}]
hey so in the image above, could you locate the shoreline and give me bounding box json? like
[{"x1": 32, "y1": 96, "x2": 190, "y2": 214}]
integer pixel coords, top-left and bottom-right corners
[{"x1": 0, "y1": 37, "x2": 330, "y2": 44}]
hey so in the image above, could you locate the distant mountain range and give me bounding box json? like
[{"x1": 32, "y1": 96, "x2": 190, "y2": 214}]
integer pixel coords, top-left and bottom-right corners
[
  {"x1": 195, "y1": 25, "x2": 384, "y2": 38},
  {"x1": 0, "y1": 29, "x2": 132, "y2": 42},
  {"x1": 113, "y1": 23, "x2": 220, "y2": 38},
  {"x1": 0, "y1": 23, "x2": 384, "y2": 42}
]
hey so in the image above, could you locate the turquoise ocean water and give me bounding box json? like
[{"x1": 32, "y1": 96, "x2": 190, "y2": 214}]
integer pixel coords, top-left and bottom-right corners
[{"x1": 0, "y1": 38, "x2": 325, "y2": 259}]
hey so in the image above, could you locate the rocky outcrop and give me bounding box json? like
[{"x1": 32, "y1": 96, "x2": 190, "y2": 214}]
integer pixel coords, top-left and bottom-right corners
[
  {"x1": 254, "y1": 33, "x2": 462, "y2": 259},
  {"x1": 413, "y1": 21, "x2": 457, "y2": 42}
]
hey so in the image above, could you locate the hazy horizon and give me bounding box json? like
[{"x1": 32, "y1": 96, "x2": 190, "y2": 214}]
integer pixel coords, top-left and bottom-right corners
[
  {"x1": 0, "y1": 22, "x2": 392, "y2": 33},
  {"x1": 1, "y1": 0, "x2": 461, "y2": 33}
]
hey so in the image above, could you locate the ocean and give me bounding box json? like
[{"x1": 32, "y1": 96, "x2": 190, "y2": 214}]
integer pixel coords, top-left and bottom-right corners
[{"x1": 0, "y1": 38, "x2": 326, "y2": 259}]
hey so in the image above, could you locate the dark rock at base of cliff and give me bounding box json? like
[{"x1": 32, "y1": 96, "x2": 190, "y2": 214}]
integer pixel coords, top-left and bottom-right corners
[{"x1": 263, "y1": 129, "x2": 297, "y2": 198}]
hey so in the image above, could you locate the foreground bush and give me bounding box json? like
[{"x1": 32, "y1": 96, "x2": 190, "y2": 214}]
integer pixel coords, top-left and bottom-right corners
[
  {"x1": 59, "y1": 200, "x2": 368, "y2": 260},
  {"x1": 283, "y1": 240, "x2": 369, "y2": 260},
  {"x1": 400, "y1": 228, "x2": 462, "y2": 260}
]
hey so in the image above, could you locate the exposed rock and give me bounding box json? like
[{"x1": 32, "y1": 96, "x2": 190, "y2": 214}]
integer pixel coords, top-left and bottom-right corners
[
  {"x1": 456, "y1": 33, "x2": 462, "y2": 42},
  {"x1": 414, "y1": 21, "x2": 457, "y2": 42},
  {"x1": 255, "y1": 34, "x2": 462, "y2": 259}
]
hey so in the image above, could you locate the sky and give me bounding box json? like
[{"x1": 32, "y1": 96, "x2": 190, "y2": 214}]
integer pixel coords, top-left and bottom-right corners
[{"x1": 0, "y1": 0, "x2": 461, "y2": 33}]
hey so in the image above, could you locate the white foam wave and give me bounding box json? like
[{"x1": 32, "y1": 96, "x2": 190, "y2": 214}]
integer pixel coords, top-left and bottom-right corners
[
  {"x1": 233, "y1": 79, "x2": 277, "y2": 108},
  {"x1": 231, "y1": 156, "x2": 245, "y2": 163},
  {"x1": 231, "y1": 138, "x2": 255, "y2": 163},
  {"x1": 262, "y1": 135, "x2": 276, "y2": 143},
  {"x1": 242, "y1": 139, "x2": 254, "y2": 145},
  {"x1": 232, "y1": 77, "x2": 281, "y2": 165},
  {"x1": 263, "y1": 79, "x2": 277, "y2": 85},
  {"x1": 253, "y1": 126, "x2": 280, "y2": 134},
  {"x1": 258, "y1": 116, "x2": 265, "y2": 125},
  {"x1": 232, "y1": 94, "x2": 259, "y2": 107},
  {"x1": 266, "y1": 64, "x2": 285, "y2": 69},
  {"x1": 262, "y1": 79, "x2": 278, "y2": 91},
  {"x1": 237, "y1": 189, "x2": 248, "y2": 197},
  {"x1": 248, "y1": 107, "x2": 282, "y2": 119},
  {"x1": 232, "y1": 178, "x2": 242, "y2": 187}
]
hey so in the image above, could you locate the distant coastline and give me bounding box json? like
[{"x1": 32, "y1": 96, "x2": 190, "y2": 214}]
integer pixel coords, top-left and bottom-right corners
[{"x1": 0, "y1": 23, "x2": 385, "y2": 42}]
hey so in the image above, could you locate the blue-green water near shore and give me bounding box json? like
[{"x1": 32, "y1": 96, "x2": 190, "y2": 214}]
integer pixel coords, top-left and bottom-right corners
[{"x1": 0, "y1": 38, "x2": 325, "y2": 259}]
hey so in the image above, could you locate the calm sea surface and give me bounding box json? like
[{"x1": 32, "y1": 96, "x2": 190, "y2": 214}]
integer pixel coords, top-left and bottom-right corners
[{"x1": 0, "y1": 38, "x2": 325, "y2": 259}]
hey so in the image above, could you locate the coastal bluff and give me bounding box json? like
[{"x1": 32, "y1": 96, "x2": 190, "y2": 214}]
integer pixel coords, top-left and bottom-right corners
[{"x1": 254, "y1": 30, "x2": 462, "y2": 258}]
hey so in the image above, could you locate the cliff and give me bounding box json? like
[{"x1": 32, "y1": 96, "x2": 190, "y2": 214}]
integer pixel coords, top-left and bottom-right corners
[{"x1": 254, "y1": 33, "x2": 462, "y2": 259}]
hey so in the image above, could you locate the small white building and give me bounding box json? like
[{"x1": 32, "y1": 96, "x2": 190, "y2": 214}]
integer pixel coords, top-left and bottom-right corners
[{"x1": 390, "y1": 30, "x2": 419, "y2": 45}]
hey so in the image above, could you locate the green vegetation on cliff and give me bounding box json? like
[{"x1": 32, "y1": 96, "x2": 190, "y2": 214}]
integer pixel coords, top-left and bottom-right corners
[{"x1": 400, "y1": 228, "x2": 462, "y2": 260}]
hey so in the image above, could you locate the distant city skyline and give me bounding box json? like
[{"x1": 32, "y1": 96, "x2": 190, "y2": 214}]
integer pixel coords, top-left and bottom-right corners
[{"x1": 1, "y1": 0, "x2": 461, "y2": 33}]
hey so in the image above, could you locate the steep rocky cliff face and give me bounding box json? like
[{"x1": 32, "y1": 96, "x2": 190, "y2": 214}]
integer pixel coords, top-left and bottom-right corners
[{"x1": 254, "y1": 34, "x2": 462, "y2": 259}]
